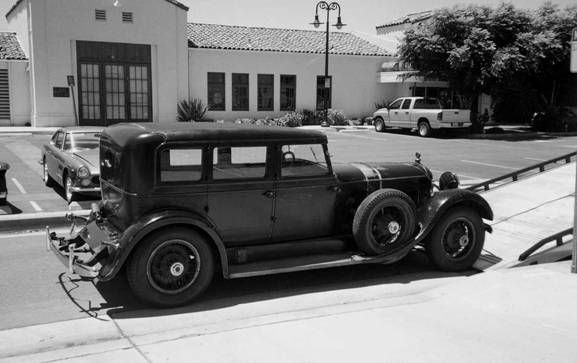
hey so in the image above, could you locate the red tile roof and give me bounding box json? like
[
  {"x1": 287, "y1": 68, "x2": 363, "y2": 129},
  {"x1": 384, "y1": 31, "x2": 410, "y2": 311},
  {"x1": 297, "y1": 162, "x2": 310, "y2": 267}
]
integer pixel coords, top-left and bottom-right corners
[
  {"x1": 376, "y1": 11, "x2": 433, "y2": 30},
  {"x1": 0, "y1": 32, "x2": 27, "y2": 60},
  {"x1": 187, "y1": 23, "x2": 390, "y2": 56},
  {"x1": 5, "y1": 0, "x2": 188, "y2": 19}
]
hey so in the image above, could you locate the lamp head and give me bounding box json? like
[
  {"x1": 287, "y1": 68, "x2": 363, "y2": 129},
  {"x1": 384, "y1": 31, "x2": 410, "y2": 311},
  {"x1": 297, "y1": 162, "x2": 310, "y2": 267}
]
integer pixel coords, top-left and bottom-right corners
[
  {"x1": 311, "y1": 15, "x2": 321, "y2": 28},
  {"x1": 334, "y1": 16, "x2": 345, "y2": 30}
]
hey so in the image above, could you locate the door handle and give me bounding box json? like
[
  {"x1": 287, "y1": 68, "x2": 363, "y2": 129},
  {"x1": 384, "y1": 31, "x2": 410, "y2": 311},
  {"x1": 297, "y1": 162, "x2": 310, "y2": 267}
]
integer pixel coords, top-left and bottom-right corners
[
  {"x1": 263, "y1": 191, "x2": 275, "y2": 198},
  {"x1": 405, "y1": 111, "x2": 409, "y2": 114},
  {"x1": 327, "y1": 185, "x2": 341, "y2": 193}
]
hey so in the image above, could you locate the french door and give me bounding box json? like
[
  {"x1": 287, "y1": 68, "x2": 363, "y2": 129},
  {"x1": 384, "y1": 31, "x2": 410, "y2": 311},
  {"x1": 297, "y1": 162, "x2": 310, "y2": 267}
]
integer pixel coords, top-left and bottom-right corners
[{"x1": 77, "y1": 41, "x2": 151, "y2": 126}]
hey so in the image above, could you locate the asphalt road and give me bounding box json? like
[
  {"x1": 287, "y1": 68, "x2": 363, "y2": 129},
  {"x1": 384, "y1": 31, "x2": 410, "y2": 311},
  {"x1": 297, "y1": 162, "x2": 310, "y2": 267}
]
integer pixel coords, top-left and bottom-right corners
[
  {"x1": 1, "y1": 130, "x2": 577, "y2": 214},
  {"x1": 0, "y1": 229, "x2": 466, "y2": 331}
]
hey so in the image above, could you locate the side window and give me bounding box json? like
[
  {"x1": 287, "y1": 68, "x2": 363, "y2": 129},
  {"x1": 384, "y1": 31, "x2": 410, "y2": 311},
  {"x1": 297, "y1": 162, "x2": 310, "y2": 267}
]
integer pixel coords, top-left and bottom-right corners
[
  {"x1": 212, "y1": 146, "x2": 267, "y2": 180},
  {"x1": 207, "y1": 72, "x2": 225, "y2": 111},
  {"x1": 388, "y1": 99, "x2": 402, "y2": 109},
  {"x1": 54, "y1": 132, "x2": 65, "y2": 148},
  {"x1": 401, "y1": 99, "x2": 412, "y2": 109},
  {"x1": 159, "y1": 148, "x2": 203, "y2": 183},
  {"x1": 63, "y1": 134, "x2": 72, "y2": 151},
  {"x1": 281, "y1": 144, "x2": 330, "y2": 178}
]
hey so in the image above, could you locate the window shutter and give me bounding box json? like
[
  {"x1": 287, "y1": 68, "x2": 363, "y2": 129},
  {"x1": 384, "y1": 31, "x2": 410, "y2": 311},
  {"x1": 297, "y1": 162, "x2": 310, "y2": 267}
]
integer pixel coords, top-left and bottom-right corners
[{"x1": 0, "y1": 69, "x2": 10, "y2": 120}]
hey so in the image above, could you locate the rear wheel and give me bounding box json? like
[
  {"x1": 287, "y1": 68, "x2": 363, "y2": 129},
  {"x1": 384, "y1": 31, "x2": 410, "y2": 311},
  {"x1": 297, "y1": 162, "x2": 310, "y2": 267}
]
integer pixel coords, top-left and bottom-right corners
[
  {"x1": 426, "y1": 207, "x2": 485, "y2": 272},
  {"x1": 127, "y1": 228, "x2": 215, "y2": 307},
  {"x1": 42, "y1": 159, "x2": 54, "y2": 187},
  {"x1": 353, "y1": 189, "x2": 416, "y2": 255},
  {"x1": 374, "y1": 117, "x2": 385, "y2": 132},
  {"x1": 418, "y1": 121, "x2": 431, "y2": 137}
]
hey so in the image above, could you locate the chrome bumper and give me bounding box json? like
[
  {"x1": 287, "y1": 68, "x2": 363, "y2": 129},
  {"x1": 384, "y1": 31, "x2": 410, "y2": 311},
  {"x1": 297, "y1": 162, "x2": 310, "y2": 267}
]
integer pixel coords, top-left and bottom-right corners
[
  {"x1": 69, "y1": 186, "x2": 101, "y2": 193},
  {"x1": 46, "y1": 226, "x2": 101, "y2": 278}
]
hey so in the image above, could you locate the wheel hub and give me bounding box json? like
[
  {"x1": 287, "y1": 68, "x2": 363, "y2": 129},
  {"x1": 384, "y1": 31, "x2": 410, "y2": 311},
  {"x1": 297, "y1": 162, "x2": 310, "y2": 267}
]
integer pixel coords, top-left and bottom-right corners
[
  {"x1": 458, "y1": 235, "x2": 469, "y2": 247},
  {"x1": 388, "y1": 221, "x2": 400, "y2": 234},
  {"x1": 170, "y1": 262, "x2": 185, "y2": 277}
]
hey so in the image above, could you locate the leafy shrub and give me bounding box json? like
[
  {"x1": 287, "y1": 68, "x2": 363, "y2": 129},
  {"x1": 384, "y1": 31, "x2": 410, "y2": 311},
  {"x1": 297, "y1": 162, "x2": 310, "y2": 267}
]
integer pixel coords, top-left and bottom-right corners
[
  {"x1": 277, "y1": 111, "x2": 304, "y2": 127},
  {"x1": 327, "y1": 109, "x2": 347, "y2": 126},
  {"x1": 375, "y1": 100, "x2": 393, "y2": 110},
  {"x1": 177, "y1": 99, "x2": 208, "y2": 122},
  {"x1": 301, "y1": 109, "x2": 322, "y2": 125}
]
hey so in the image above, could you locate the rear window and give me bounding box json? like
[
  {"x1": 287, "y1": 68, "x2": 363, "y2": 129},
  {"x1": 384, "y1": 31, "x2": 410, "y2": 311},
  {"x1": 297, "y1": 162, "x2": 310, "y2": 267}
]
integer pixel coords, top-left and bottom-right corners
[
  {"x1": 414, "y1": 98, "x2": 441, "y2": 109},
  {"x1": 160, "y1": 148, "x2": 203, "y2": 183}
]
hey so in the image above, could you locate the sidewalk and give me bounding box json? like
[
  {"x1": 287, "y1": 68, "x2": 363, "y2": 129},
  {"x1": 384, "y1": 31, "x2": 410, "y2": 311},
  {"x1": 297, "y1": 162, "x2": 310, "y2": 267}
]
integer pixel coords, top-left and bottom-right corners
[{"x1": 1, "y1": 261, "x2": 575, "y2": 362}]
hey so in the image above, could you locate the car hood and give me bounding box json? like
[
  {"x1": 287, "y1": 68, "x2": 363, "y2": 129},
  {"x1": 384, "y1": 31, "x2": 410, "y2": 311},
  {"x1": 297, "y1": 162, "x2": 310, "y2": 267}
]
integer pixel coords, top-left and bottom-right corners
[
  {"x1": 71, "y1": 148, "x2": 100, "y2": 175},
  {"x1": 334, "y1": 161, "x2": 431, "y2": 183}
]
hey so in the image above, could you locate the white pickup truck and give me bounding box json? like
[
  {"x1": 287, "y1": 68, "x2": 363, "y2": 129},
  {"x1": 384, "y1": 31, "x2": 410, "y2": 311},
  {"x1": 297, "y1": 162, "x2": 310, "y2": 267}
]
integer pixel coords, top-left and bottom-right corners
[{"x1": 372, "y1": 97, "x2": 471, "y2": 137}]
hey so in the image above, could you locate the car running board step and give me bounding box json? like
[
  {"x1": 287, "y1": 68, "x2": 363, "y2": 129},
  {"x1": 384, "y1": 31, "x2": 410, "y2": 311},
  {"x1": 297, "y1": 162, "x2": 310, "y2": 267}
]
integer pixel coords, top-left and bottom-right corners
[{"x1": 228, "y1": 252, "x2": 396, "y2": 279}]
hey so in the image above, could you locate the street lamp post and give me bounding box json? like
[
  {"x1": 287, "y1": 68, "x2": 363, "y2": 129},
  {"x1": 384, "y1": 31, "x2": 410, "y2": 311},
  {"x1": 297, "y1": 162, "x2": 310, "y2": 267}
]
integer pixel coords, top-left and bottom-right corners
[{"x1": 311, "y1": 1, "x2": 345, "y2": 126}]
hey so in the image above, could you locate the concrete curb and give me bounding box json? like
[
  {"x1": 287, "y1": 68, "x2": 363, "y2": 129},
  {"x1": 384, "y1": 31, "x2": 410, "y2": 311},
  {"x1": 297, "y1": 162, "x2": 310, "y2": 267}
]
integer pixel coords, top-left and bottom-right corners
[{"x1": 0, "y1": 210, "x2": 91, "y2": 232}]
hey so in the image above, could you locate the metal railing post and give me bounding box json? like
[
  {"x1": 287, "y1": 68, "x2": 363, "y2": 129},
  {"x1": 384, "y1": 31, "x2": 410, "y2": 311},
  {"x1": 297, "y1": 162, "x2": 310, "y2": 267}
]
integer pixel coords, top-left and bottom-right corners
[{"x1": 572, "y1": 158, "x2": 577, "y2": 273}]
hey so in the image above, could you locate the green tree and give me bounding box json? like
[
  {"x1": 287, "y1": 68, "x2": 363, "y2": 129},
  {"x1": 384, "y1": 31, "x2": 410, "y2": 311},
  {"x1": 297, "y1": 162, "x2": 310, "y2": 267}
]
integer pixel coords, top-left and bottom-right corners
[{"x1": 399, "y1": 2, "x2": 577, "y2": 127}]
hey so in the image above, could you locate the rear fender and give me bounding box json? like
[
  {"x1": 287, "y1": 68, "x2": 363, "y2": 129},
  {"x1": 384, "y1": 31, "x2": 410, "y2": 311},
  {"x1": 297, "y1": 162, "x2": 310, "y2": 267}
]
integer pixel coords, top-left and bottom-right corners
[
  {"x1": 415, "y1": 189, "x2": 493, "y2": 242},
  {"x1": 98, "y1": 210, "x2": 229, "y2": 281}
]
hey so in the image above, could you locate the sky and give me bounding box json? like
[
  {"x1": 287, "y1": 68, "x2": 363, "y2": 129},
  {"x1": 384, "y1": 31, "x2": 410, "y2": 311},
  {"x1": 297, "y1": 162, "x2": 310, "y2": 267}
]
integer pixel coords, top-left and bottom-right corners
[{"x1": 0, "y1": 0, "x2": 575, "y2": 35}]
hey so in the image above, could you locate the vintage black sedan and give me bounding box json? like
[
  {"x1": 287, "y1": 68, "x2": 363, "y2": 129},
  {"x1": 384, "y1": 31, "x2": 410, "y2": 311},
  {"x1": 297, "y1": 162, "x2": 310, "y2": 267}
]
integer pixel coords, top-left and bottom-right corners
[
  {"x1": 47, "y1": 123, "x2": 493, "y2": 307},
  {"x1": 41, "y1": 127, "x2": 102, "y2": 203}
]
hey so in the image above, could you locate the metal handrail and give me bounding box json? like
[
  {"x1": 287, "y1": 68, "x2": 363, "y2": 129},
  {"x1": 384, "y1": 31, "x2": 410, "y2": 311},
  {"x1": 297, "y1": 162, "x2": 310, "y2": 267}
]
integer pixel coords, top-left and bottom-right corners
[
  {"x1": 466, "y1": 151, "x2": 576, "y2": 193},
  {"x1": 518, "y1": 227, "x2": 573, "y2": 261}
]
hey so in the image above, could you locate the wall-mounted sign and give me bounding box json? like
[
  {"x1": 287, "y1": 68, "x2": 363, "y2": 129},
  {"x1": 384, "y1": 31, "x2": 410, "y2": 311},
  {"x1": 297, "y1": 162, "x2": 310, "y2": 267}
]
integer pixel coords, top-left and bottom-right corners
[
  {"x1": 53, "y1": 87, "x2": 70, "y2": 98},
  {"x1": 67, "y1": 75, "x2": 75, "y2": 87}
]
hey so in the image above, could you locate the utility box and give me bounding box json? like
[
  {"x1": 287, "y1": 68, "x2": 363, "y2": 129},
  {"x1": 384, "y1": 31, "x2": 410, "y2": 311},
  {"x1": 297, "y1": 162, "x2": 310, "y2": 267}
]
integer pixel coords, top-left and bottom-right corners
[{"x1": 0, "y1": 162, "x2": 10, "y2": 204}]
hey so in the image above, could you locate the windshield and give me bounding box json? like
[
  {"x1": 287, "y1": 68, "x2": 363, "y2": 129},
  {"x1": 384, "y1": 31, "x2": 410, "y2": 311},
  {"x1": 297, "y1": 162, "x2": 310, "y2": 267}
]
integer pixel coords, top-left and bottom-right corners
[{"x1": 64, "y1": 132, "x2": 101, "y2": 151}]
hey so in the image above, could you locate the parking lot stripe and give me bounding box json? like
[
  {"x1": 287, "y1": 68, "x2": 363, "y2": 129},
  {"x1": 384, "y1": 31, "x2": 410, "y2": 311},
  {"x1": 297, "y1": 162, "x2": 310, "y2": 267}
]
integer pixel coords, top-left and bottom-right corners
[
  {"x1": 430, "y1": 169, "x2": 482, "y2": 181},
  {"x1": 11, "y1": 178, "x2": 27, "y2": 194},
  {"x1": 524, "y1": 157, "x2": 547, "y2": 162},
  {"x1": 460, "y1": 160, "x2": 518, "y2": 170},
  {"x1": 29, "y1": 201, "x2": 43, "y2": 212}
]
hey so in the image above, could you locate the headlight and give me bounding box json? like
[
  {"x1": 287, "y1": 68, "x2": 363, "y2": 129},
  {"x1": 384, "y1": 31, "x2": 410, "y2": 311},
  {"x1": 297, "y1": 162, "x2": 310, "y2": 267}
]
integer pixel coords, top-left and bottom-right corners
[
  {"x1": 77, "y1": 166, "x2": 90, "y2": 178},
  {"x1": 439, "y1": 171, "x2": 460, "y2": 190}
]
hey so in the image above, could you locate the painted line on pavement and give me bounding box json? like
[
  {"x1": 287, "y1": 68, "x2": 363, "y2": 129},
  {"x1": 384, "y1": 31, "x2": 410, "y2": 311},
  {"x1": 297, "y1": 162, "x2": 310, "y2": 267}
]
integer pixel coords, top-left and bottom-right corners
[
  {"x1": 11, "y1": 177, "x2": 26, "y2": 194},
  {"x1": 330, "y1": 133, "x2": 388, "y2": 142},
  {"x1": 560, "y1": 145, "x2": 577, "y2": 149},
  {"x1": 524, "y1": 157, "x2": 548, "y2": 162},
  {"x1": 30, "y1": 201, "x2": 43, "y2": 212},
  {"x1": 460, "y1": 160, "x2": 518, "y2": 170}
]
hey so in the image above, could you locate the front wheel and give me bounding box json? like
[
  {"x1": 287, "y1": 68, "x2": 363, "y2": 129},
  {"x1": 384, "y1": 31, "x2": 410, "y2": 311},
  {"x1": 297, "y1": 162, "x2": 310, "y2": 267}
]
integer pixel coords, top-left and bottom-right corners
[
  {"x1": 374, "y1": 117, "x2": 385, "y2": 132},
  {"x1": 426, "y1": 207, "x2": 485, "y2": 272},
  {"x1": 64, "y1": 174, "x2": 75, "y2": 203},
  {"x1": 127, "y1": 228, "x2": 215, "y2": 307}
]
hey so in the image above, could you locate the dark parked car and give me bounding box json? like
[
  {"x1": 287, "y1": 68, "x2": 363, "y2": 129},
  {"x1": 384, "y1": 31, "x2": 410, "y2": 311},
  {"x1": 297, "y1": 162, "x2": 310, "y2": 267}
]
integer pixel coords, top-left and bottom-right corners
[
  {"x1": 47, "y1": 123, "x2": 493, "y2": 307},
  {"x1": 41, "y1": 127, "x2": 102, "y2": 203}
]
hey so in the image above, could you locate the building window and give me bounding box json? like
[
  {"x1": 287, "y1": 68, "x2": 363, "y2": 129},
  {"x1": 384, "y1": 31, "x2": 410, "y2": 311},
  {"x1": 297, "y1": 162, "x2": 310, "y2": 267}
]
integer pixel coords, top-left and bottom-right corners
[
  {"x1": 207, "y1": 72, "x2": 225, "y2": 111},
  {"x1": 280, "y1": 75, "x2": 296, "y2": 111},
  {"x1": 95, "y1": 9, "x2": 106, "y2": 21},
  {"x1": 0, "y1": 69, "x2": 10, "y2": 120},
  {"x1": 316, "y1": 76, "x2": 332, "y2": 110},
  {"x1": 122, "y1": 12, "x2": 133, "y2": 23},
  {"x1": 258, "y1": 74, "x2": 274, "y2": 111},
  {"x1": 232, "y1": 73, "x2": 249, "y2": 111}
]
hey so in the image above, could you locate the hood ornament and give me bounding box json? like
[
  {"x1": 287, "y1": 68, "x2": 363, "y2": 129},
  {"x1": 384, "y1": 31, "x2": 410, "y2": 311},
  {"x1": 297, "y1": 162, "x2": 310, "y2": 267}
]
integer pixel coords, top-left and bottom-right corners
[{"x1": 415, "y1": 152, "x2": 421, "y2": 164}]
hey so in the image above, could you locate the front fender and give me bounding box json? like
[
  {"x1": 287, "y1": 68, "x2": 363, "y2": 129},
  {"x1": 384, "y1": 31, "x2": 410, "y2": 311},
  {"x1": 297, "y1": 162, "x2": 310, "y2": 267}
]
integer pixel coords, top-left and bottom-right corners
[
  {"x1": 415, "y1": 189, "x2": 493, "y2": 242},
  {"x1": 98, "y1": 210, "x2": 229, "y2": 281}
]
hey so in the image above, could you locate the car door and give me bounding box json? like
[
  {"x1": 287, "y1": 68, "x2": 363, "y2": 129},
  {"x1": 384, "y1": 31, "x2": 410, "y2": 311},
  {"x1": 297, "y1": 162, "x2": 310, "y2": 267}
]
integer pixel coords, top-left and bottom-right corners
[
  {"x1": 272, "y1": 143, "x2": 338, "y2": 242},
  {"x1": 207, "y1": 145, "x2": 274, "y2": 246},
  {"x1": 399, "y1": 98, "x2": 414, "y2": 128},
  {"x1": 387, "y1": 99, "x2": 403, "y2": 127},
  {"x1": 45, "y1": 131, "x2": 64, "y2": 185}
]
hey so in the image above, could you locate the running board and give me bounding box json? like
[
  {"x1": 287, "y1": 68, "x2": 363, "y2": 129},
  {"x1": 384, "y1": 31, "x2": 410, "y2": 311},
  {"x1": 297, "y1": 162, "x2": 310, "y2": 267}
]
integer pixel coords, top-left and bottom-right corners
[
  {"x1": 514, "y1": 240, "x2": 573, "y2": 267},
  {"x1": 227, "y1": 252, "x2": 402, "y2": 279}
]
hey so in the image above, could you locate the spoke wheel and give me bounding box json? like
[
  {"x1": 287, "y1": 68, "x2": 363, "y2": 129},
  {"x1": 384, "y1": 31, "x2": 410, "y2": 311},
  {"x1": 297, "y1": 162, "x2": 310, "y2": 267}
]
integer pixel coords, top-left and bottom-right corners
[
  {"x1": 146, "y1": 239, "x2": 201, "y2": 295},
  {"x1": 127, "y1": 228, "x2": 215, "y2": 307},
  {"x1": 427, "y1": 207, "x2": 485, "y2": 272},
  {"x1": 353, "y1": 189, "x2": 416, "y2": 256},
  {"x1": 418, "y1": 122, "x2": 431, "y2": 137},
  {"x1": 64, "y1": 174, "x2": 74, "y2": 203},
  {"x1": 42, "y1": 160, "x2": 54, "y2": 187}
]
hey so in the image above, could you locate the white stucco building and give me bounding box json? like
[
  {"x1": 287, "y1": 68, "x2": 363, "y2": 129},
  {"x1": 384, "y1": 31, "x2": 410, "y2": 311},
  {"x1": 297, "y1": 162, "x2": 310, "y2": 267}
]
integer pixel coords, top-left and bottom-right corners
[{"x1": 0, "y1": 0, "x2": 401, "y2": 127}]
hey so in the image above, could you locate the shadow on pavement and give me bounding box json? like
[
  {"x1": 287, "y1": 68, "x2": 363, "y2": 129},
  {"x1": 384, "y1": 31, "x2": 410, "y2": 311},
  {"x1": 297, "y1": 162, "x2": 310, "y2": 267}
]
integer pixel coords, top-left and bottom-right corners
[
  {"x1": 0, "y1": 201, "x2": 23, "y2": 215},
  {"x1": 98, "y1": 251, "x2": 477, "y2": 320}
]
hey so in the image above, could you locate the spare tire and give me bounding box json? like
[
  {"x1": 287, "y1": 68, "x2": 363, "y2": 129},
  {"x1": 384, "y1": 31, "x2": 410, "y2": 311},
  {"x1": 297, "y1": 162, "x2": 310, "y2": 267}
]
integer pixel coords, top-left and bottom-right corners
[{"x1": 352, "y1": 189, "x2": 417, "y2": 255}]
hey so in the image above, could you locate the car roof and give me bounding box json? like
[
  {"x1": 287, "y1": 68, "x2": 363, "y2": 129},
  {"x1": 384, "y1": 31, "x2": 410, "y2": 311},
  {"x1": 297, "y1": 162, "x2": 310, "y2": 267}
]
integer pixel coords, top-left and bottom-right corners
[
  {"x1": 59, "y1": 126, "x2": 103, "y2": 133},
  {"x1": 103, "y1": 122, "x2": 328, "y2": 144}
]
